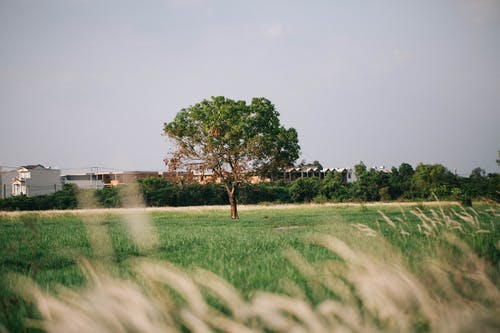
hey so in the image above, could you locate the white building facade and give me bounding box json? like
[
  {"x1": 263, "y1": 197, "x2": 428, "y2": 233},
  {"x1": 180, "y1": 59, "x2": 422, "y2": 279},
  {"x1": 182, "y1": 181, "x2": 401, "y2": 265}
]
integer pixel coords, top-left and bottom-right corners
[
  {"x1": 0, "y1": 170, "x2": 16, "y2": 199},
  {"x1": 11, "y1": 165, "x2": 62, "y2": 197}
]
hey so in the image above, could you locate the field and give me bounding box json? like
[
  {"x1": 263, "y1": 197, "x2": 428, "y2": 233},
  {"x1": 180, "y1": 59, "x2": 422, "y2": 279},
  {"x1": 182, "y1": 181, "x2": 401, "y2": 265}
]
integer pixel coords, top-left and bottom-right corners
[{"x1": 0, "y1": 203, "x2": 499, "y2": 332}]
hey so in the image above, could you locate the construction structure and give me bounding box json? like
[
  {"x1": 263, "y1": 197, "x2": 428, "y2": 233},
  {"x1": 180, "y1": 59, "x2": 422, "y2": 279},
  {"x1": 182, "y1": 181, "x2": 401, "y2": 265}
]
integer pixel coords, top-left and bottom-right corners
[{"x1": 62, "y1": 170, "x2": 162, "y2": 189}]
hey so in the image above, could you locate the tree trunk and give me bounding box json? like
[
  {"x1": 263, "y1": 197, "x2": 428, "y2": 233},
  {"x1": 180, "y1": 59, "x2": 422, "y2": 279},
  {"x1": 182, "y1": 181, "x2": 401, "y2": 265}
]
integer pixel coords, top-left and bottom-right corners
[{"x1": 227, "y1": 186, "x2": 239, "y2": 220}]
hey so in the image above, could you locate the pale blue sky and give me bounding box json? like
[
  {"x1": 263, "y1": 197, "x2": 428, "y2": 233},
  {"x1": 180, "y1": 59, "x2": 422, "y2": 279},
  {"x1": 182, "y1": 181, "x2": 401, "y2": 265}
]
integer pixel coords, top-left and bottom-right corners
[{"x1": 1, "y1": 0, "x2": 499, "y2": 174}]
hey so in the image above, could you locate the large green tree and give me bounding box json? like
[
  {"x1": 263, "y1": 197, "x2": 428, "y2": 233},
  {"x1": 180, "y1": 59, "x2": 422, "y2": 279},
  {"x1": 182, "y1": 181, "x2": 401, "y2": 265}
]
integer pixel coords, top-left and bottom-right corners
[
  {"x1": 412, "y1": 163, "x2": 458, "y2": 198},
  {"x1": 163, "y1": 96, "x2": 300, "y2": 219}
]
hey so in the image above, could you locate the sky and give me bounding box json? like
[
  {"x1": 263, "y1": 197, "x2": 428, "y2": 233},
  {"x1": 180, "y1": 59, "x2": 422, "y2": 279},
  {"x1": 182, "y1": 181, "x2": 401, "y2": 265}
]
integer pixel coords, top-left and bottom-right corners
[{"x1": 1, "y1": 0, "x2": 499, "y2": 175}]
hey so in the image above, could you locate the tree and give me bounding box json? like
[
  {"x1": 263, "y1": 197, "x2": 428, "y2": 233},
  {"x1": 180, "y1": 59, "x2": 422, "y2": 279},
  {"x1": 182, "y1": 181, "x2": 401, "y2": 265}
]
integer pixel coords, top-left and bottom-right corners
[
  {"x1": 388, "y1": 163, "x2": 415, "y2": 199},
  {"x1": 350, "y1": 162, "x2": 389, "y2": 201},
  {"x1": 289, "y1": 177, "x2": 320, "y2": 202},
  {"x1": 163, "y1": 96, "x2": 300, "y2": 219},
  {"x1": 320, "y1": 170, "x2": 348, "y2": 201},
  {"x1": 412, "y1": 163, "x2": 457, "y2": 199},
  {"x1": 462, "y1": 167, "x2": 489, "y2": 200},
  {"x1": 138, "y1": 177, "x2": 176, "y2": 207},
  {"x1": 470, "y1": 167, "x2": 486, "y2": 178},
  {"x1": 298, "y1": 160, "x2": 323, "y2": 170}
]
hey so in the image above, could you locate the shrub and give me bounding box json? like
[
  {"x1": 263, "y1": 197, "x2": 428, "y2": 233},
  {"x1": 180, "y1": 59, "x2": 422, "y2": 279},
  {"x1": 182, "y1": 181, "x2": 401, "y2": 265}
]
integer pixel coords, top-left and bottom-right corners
[
  {"x1": 378, "y1": 186, "x2": 391, "y2": 201},
  {"x1": 0, "y1": 184, "x2": 78, "y2": 211},
  {"x1": 96, "y1": 187, "x2": 121, "y2": 208},
  {"x1": 138, "y1": 177, "x2": 177, "y2": 206},
  {"x1": 239, "y1": 181, "x2": 292, "y2": 204},
  {"x1": 289, "y1": 178, "x2": 320, "y2": 203}
]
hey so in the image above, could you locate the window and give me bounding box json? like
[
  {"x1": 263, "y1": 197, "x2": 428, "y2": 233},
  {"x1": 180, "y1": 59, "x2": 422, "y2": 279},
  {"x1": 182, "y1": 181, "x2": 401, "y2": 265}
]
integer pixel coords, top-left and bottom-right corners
[{"x1": 18, "y1": 171, "x2": 31, "y2": 179}]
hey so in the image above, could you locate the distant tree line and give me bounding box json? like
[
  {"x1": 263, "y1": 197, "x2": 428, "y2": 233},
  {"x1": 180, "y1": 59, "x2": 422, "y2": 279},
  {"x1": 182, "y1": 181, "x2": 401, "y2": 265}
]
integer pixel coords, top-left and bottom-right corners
[
  {"x1": 0, "y1": 184, "x2": 78, "y2": 211},
  {"x1": 0, "y1": 162, "x2": 498, "y2": 211}
]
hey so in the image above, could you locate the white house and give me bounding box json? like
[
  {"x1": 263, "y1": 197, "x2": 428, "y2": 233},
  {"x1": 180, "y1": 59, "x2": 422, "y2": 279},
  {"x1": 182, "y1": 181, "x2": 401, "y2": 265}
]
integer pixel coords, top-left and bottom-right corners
[
  {"x1": 0, "y1": 169, "x2": 16, "y2": 199},
  {"x1": 11, "y1": 165, "x2": 62, "y2": 197}
]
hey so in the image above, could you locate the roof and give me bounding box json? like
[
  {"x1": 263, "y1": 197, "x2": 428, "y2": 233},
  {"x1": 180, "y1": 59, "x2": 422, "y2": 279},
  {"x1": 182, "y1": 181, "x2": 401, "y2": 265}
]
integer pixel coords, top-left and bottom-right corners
[
  {"x1": 20, "y1": 164, "x2": 46, "y2": 170},
  {"x1": 284, "y1": 166, "x2": 356, "y2": 173}
]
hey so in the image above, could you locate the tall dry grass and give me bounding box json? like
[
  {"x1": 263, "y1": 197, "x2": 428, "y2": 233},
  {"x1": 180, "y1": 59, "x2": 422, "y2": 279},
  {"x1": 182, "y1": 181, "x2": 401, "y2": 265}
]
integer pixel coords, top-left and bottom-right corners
[{"x1": 6, "y1": 198, "x2": 500, "y2": 332}]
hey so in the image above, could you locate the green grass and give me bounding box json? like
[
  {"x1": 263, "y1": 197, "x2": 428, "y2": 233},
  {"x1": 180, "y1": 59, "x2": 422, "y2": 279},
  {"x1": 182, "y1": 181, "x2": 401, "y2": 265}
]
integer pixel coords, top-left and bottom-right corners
[{"x1": 0, "y1": 204, "x2": 498, "y2": 332}]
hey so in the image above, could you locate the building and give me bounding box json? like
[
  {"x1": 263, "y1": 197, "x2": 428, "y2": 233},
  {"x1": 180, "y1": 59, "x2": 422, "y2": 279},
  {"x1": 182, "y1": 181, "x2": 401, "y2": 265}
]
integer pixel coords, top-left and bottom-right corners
[
  {"x1": 10, "y1": 165, "x2": 62, "y2": 197},
  {"x1": 110, "y1": 171, "x2": 161, "y2": 186},
  {"x1": 61, "y1": 173, "x2": 106, "y2": 189},
  {"x1": 283, "y1": 166, "x2": 357, "y2": 183},
  {"x1": 62, "y1": 170, "x2": 162, "y2": 189},
  {"x1": 0, "y1": 169, "x2": 17, "y2": 199}
]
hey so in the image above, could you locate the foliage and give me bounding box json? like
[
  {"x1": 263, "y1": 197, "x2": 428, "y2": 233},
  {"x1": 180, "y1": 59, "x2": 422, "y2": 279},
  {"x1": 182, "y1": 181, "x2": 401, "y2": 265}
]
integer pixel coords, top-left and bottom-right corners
[
  {"x1": 460, "y1": 169, "x2": 499, "y2": 202},
  {"x1": 0, "y1": 184, "x2": 78, "y2": 211},
  {"x1": 95, "y1": 187, "x2": 122, "y2": 208},
  {"x1": 389, "y1": 163, "x2": 415, "y2": 199},
  {"x1": 319, "y1": 171, "x2": 349, "y2": 201},
  {"x1": 0, "y1": 162, "x2": 498, "y2": 212},
  {"x1": 163, "y1": 96, "x2": 300, "y2": 218},
  {"x1": 299, "y1": 159, "x2": 323, "y2": 170},
  {"x1": 175, "y1": 182, "x2": 227, "y2": 206},
  {"x1": 138, "y1": 177, "x2": 176, "y2": 207},
  {"x1": 289, "y1": 177, "x2": 320, "y2": 202},
  {"x1": 238, "y1": 181, "x2": 292, "y2": 204},
  {"x1": 348, "y1": 162, "x2": 388, "y2": 201},
  {"x1": 412, "y1": 163, "x2": 458, "y2": 198}
]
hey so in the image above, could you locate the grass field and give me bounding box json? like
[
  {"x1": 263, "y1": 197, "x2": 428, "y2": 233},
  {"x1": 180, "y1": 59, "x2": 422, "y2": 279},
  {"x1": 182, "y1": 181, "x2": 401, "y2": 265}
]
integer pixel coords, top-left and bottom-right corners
[{"x1": 0, "y1": 203, "x2": 499, "y2": 332}]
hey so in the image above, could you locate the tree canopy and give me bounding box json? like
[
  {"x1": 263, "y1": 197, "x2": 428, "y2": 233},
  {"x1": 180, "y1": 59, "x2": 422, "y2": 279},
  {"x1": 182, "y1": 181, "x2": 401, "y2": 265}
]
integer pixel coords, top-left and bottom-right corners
[{"x1": 163, "y1": 96, "x2": 300, "y2": 219}]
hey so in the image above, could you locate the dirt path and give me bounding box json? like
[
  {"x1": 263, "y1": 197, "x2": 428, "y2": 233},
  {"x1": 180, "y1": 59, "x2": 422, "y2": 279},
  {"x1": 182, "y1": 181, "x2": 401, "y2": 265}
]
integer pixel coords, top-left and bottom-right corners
[{"x1": 0, "y1": 201, "x2": 461, "y2": 217}]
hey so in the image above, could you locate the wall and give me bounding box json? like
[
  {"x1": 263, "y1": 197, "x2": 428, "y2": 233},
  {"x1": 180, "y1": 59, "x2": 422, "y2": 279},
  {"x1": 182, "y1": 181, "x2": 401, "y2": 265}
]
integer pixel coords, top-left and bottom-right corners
[
  {"x1": 0, "y1": 171, "x2": 16, "y2": 199},
  {"x1": 61, "y1": 174, "x2": 105, "y2": 189},
  {"x1": 25, "y1": 168, "x2": 62, "y2": 196}
]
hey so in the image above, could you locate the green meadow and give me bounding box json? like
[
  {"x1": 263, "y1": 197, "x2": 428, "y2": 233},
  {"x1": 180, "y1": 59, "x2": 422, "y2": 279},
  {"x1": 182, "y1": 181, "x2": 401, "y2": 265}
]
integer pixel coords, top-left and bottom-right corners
[{"x1": 0, "y1": 203, "x2": 499, "y2": 332}]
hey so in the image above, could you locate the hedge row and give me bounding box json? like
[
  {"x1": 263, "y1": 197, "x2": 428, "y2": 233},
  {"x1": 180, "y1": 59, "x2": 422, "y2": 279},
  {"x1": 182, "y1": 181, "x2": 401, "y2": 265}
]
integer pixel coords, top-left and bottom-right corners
[
  {"x1": 0, "y1": 163, "x2": 498, "y2": 211},
  {"x1": 0, "y1": 184, "x2": 78, "y2": 211}
]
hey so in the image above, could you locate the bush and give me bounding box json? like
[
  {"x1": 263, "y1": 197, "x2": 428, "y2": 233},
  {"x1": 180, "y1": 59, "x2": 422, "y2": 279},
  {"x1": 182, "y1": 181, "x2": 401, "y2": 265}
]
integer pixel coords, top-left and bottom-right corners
[
  {"x1": 239, "y1": 181, "x2": 292, "y2": 204},
  {"x1": 1, "y1": 161, "x2": 499, "y2": 211},
  {"x1": 320, "y1": 172, "x2": 349, "y2": 201},
  {"x1": 96, "y1": 187, "x2": 121, "y2": 208},
  {"x1": 0, "y1": 184, "x2": 78, "y2": 211},
  {"x1": 176, "y1": 183, "x2": 226, "y2": 206},
  {"x1": 289, "y1": 178, "x2": 320, "y2": 203},
  {"x1": 378, "y1": 186, "x2": 391, "y2": 201},
  {"x1": 53, "y1": 184, "x2": 78, "y2": 209},
  {"x1": 138, "y1": 177, "x2": 177, "y2": 206}
]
